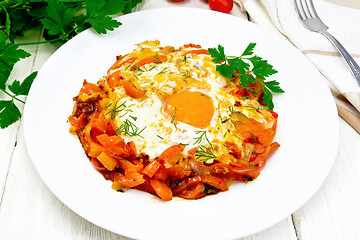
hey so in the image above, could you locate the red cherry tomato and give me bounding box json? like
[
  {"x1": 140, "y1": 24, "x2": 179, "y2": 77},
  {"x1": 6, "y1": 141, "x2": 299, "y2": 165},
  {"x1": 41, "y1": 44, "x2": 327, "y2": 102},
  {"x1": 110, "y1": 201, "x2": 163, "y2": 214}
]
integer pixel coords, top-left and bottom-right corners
[{"x1": 209, "y1": 0, "x2": 233, "y2": 14}]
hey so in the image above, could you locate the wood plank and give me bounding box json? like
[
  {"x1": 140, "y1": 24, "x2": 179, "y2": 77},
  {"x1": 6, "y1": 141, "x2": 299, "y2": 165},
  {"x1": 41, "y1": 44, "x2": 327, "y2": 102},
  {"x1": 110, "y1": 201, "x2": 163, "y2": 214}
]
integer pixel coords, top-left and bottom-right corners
[
  {"x1": 292, "y1": 118, "x2": 360, "y2": 239},
  {"x1": 243, "y1": 216, "x2": 298, "y2": 240},
  {"x1": 0, "y1": 30, "x2": 40, "y2": 202}
]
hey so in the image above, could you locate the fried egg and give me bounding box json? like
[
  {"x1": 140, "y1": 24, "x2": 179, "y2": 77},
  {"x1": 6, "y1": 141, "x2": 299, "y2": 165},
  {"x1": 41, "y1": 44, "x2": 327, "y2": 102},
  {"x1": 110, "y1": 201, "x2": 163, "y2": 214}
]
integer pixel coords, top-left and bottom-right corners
[{"x1": 98, "y1": 40, "x2": 276, "y2": 164}]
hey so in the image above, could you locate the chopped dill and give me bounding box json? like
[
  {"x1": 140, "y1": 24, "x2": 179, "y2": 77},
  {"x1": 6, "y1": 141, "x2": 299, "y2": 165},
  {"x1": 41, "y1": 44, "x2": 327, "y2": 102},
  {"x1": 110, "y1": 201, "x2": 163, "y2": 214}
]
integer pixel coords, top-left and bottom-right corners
[
  {"x1": 112, "y1": 155, "x2": 129, "y2": 162},
  {"x1": 229, "y1": 106, "x2": 235, "y2": 114},
  {"x1": 157, "y1": 67, "x2": 168, "y2": 75},
  {"x1": 221, "y1": 117, "x2": 230, "y2": 124},
  {"x1": 194, "y1": 130, "x2": 212, "y2": 146},
  {"x1": 153, "y1": 52, "x2": 163, "y2": 64},
  {"x1": 170, "y1": 107, "x2": 177, "y2": 123},
  {"x1": 195, "y1": 145, "x2": 217, "y2": 163},
  {"x1": 249, "y1": 131, "x2": 257, "y2": 146},
  {"x1": 201, "y1": 93, "x2": 210, "y2": 99},
  {"x1": 148, "y1": 65, "x2": 157, "y2": 71},
  {"x1": 179, "y1": 143, "x2": 189, "y2": 146},
  {"x1": 105, "y1": 101, "x2": 130, "y2": 119},
  {"x1": 129, "y1": 115, "x2": 137, "y2": 121},
  {"x1": 183, "y1": 55, "x2": 187, "y2": 64},
  {"x1": 116, "y1": 119, "x2": 146, "y2": 138},
  {"x1": 124, "y1": 61, "x2": 136, "y2": 71},
  {"x1": 233, "y1": 132, "x2": 242, "y2": 140},
  {"x1": 182, "y1": 70, "x2": 191, "y2": 78}
]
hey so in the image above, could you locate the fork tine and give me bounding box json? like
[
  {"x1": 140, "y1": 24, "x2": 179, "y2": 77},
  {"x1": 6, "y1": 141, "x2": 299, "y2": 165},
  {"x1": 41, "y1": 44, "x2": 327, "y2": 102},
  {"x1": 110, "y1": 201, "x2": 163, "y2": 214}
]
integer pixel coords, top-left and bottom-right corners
[
  {"x1": 300, "y1": 0, "x2": 314, "y2": 19},
  {"x1": 294, "y1": 0, "x2": 305, "y2": 20},
  {"x1": 308, "y1": 0, "x2": 321, "y2": 19}
]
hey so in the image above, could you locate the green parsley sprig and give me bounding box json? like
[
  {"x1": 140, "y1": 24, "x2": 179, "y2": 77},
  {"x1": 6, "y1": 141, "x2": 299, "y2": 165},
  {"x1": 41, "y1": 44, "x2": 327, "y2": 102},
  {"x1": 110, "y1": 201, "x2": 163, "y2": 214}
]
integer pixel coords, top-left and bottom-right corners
[
  {"x1": 0, "y1": 0, "x2": 143, "y2": 129},
  {"x1": 208, "y1": 43, "x2": 284, "y2": 110}
]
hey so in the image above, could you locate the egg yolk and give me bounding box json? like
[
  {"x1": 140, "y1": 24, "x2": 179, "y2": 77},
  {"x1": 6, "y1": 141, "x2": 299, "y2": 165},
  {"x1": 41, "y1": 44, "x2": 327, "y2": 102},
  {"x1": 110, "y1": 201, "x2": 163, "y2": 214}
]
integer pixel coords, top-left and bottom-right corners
[{"x1": 163, "y1": 90, "x2": 214, "y2": 128}]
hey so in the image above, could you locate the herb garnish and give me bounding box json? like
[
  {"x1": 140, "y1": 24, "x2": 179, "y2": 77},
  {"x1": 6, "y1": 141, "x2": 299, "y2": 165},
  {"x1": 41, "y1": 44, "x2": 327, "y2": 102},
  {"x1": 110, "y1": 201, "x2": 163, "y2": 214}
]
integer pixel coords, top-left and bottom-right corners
[
  {"x1": 170, "y1": 107, "x2": 177, "y2": 123},
  {"x1": 195, "y1": 145, "x2": 217, "y2": 163},
  {"x1": 0, "y1": 0, "x2": 143, "y2": 128},
  {"x1": 183, "y1": 55, "x2": 187, "y2": 64},
  {"x1": 208, "y1": 43, "x2": 284, "y2": 110},
  {"x1": 193, "y1": 130, "x2": 217, "y2": 163},
  {"x1": 105, "y1": 101, "x2": 130, "y2": 119},
  {"x1": 157, "y1": 67, "x2": 168, "y2": 75},
  {"x1": 153, "y1": 52, "x2": 163, "y2": 64},
  {"x1": 193, "y1": 130, "x2": 209, "y2": 145},
  {"x1": 116, "y1": 119, "x2": 146, "y2": 138},
  {"x1": 182, "y1": 70, "x2": 191, "y2": 78}
]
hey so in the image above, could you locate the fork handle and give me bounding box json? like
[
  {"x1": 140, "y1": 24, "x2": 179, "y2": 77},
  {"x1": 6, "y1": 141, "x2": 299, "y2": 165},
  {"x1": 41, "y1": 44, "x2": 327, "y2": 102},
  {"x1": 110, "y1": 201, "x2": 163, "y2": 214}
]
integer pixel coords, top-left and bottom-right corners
[{"x1": 320, "y1": 30, "x2": 360, "y2": 87}]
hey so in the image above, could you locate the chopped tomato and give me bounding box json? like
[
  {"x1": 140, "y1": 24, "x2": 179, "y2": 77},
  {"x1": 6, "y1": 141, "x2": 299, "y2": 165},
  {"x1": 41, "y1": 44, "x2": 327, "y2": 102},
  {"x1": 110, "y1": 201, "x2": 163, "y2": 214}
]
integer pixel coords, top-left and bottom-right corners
[
  {"x1": 182, "y1": 49, "x2": 209, "y2": 56},
  {"x1": 97, "y1": 152, "x2": 118, "y2": 171},
  {"x1": 211, "y1": 163, "x2": 260, "y2": 182},
  {"x1": 168, "y1": 165, "x2": 191, "y2": 181},
  {"x1": 150, "y1": 179, "x2": 173, "y2": 201},
  {"x1": 233, "y1": 112, "x2": 274, "y2": 145},
  {"x1": 175, "y1": 183, "x2": 205, "y2": 199},
  {"x1": 172, "y1": 176, "x2": 202, "y2": 194},
  {"x1": 120, "y1": 80, "x2": 145, "y2": 99},
  {"x1": 108, "y1": 55, "x2": 137, "y2": 72},
  {"x1": 110, "y1": 172, "x2": 144, "y2": 188},
  {"x1": 79, "y1": 80, "x2": 102, "y2": 95},
  {"x1": 96, "y1": 134, "x2": 133, "y2": 158},
  {"x1": 182, "y1": 43, "x2": 202, "y2": 48},
  {"x1": 268, "y1": 142, "x2": 280, "y2": 155},
  {"x1": 68, "y1": 113, "x2": 86, "y2": 132},
  {"x1": 131, "y1": 54, "x2": 167, "y2": 70},
  {"x1": 108, "y1": 71, "x2": 122, "y2": 88},
  {"x1": 159, "y1": 144, "x2": 185, "y2": 167},
  {"x1": 91, "y1": 158, "x2": 107, "y2": 172},
  {"x1": 268, "y1": 110, "x2": 278, "y2": 118},
  {"x1": 201, "y1": 175, "x2": 228, "y2": 191},
  {"x1": 142, "y1": 160, "x2": 162, "y2": 178},
  {"x1": 161, "y1": 46, "x2": 176, "y2": 54},
  {"x1": 152, "y1": 165, "x2": 169, "y2": 181},
  {"x1": 91, "y1": 112, "x2": 109, "y2": 135}
]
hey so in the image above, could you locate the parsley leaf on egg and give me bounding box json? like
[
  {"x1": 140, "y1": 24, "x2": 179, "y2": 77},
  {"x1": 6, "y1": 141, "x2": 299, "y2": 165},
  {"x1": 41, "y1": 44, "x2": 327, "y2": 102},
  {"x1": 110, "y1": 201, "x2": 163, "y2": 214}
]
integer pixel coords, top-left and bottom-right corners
[{"x1": 208, "y1": 43, "x2": 284, "y2": 110}]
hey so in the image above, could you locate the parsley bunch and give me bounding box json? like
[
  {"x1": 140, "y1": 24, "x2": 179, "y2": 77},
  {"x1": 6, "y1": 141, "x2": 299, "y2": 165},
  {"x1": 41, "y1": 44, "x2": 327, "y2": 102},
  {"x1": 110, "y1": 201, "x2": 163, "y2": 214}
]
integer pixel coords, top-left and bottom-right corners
[
  {"x1": 0, "y1": 0, "x2": 143, "y2": 128},
  {"x1": 208, "y1": 43, "x2": 284, "y2": 110}
]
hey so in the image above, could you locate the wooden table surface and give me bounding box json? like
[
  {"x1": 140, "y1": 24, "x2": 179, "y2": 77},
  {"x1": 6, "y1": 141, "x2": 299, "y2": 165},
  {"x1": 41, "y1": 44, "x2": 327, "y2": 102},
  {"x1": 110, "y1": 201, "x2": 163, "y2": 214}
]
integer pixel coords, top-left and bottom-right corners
[{"x1": 1, "y1": 1, "x2": 359, "y2": 239}]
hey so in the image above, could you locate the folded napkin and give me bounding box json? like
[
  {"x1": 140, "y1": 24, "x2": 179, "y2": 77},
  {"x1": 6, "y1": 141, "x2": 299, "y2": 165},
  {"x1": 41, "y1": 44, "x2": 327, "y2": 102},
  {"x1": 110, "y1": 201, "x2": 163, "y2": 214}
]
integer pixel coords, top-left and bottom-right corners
[{"x1": 236, "y1": 0, "x2": 360, "y2": 133}]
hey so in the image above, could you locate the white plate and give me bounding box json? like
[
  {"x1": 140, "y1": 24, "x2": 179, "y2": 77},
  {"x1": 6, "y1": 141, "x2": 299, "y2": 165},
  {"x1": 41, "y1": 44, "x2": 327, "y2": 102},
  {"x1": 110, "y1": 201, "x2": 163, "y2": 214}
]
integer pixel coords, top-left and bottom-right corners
[{"x1": 23, "y1": 8, "x2": 339, "y2": 240}]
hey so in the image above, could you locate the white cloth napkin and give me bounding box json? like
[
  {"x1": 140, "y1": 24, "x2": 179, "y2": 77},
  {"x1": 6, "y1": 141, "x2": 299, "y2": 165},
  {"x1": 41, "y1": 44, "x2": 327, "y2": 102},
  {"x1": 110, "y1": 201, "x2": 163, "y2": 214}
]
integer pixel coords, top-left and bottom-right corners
[{"x1": 236, "y1": 0, "x2": 360, "y2": 133}]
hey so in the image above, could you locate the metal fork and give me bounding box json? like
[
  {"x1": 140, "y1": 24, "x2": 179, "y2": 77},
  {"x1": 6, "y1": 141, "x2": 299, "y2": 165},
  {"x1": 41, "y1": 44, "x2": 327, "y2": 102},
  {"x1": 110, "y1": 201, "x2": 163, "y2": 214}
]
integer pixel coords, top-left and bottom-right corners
[{"x1": 294, "y1": 0, "x2": 360, "y2": 87}]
